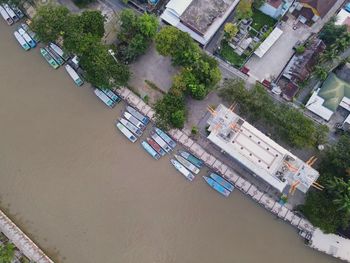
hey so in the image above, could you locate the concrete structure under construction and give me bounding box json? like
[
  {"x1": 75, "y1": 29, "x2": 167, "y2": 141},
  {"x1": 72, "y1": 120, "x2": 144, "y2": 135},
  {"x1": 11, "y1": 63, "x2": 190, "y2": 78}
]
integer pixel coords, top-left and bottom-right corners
[
  {"x1": 206, "y1": 104, "x2": 320, "y2": 193},
  {"x1": 160, "y1": 0, "x2": 240, "y2": 46}
]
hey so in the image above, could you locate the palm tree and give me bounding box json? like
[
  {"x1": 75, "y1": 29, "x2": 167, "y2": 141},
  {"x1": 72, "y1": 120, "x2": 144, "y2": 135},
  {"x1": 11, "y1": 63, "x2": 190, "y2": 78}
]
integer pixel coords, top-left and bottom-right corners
[
  {"x1": 313, "y1": 65, "x2": 328, "y2": 80},
  {"x1": 334, "y1": 193, "x2": 350, "y2": 214},
  {"x1": 0, "y1": 243, "x2": 15, "y2": 263},
  {"x1": 320, "y1": 47, "x2": 339, "y2": 62}
]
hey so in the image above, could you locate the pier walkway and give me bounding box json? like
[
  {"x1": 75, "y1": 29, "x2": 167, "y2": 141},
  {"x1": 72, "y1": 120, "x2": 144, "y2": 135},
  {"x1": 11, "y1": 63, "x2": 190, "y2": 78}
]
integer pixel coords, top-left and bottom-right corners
[
  {"x1": 0, "y1": 209, "x2": 54, "y2": 263},
  {"x1": 115, "y1": 86, "x2": 350, "y2": 263}
]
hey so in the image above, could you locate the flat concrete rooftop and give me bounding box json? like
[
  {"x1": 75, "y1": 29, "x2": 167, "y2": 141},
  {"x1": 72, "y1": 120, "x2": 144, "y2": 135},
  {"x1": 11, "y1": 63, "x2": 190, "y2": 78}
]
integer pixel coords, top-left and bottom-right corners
[{"x1": 180, "y1": 0, "x2": 235, "y2": 35}]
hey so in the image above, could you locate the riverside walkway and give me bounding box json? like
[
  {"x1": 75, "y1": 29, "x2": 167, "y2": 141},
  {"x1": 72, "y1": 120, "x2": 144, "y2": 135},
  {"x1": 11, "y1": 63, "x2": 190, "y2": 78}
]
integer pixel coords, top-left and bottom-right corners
[
  {"x1": 0, "y1": 209, "x2": 54, "y2": 263},
  {"x1": 115, "y1": 86, "x2": 350, "y2": 263}
]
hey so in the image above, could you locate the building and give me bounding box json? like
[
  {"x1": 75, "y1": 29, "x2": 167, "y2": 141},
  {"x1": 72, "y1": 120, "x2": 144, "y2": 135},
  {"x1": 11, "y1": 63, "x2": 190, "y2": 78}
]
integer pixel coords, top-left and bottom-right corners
[
  {"x1": 306, "y1": 68, "x2": 350, "y2": 123},
  {"x1": 259, "y1": 0, "x2": 293, "y2": 19},
  {"x1": 335, "y1": 8, "x2": 350, "y2": 32},
  {"x1": 254, "y1": 27, "x2": 283, "y2": 58},
  {"x1": 160, "y1": 0, "x2": 240, "y2": 46},
  {"x1": 207, "y1": 104, "x2": 319, "y2": 193},
  {"x1": 291, "y1": 0, "x2": 337, "y2": 24}
]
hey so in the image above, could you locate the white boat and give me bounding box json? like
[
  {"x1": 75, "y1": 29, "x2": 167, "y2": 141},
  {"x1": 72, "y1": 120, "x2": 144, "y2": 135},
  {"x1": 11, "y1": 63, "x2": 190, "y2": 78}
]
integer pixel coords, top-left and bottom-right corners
[
  {"x1": 13, "y1": 31, "x2": 30, "y2": 51},
  {"x1": 171, "y1": 159, "x2": 195, "y2": 181},
  {"x1": 21, "y1": 23, "x2": 40, "y2": 42},
  {"x1": 0, "y1": 5, "x2": 13, "y2": 25},
  {"x1": 120, "y1": 118, "x2": 142, "y2": 137},
  {"x1": 3, "y1": 4, "x2": 17, "y2": 22},
  {"x1": 115, "y1": 122, "x2": 137, "y2": 143},
  {"x1": 65, "y1": 64, "x2": 84, "y2": 86},
  {"x1": 150, "y1": 131, "x2": 171, "y2": 153},
  {"x1": 94, "y1": 88, "x2": 116, "y2": 108},
  {"x1": 49, "y1": 43, "x2": 69, "y2": 61},
  {"x1": 123, "y1": 112, "x2": 145, "y2": 130},
  {"x1": 126, "y1": 106, "x2": 149, "y2": 125},
  {"x1": 18, "y1": 27, "x2": 36, "y2": 48},
  {"x1": 174, "y1": 154, "x2": 200, "y2": 174}
]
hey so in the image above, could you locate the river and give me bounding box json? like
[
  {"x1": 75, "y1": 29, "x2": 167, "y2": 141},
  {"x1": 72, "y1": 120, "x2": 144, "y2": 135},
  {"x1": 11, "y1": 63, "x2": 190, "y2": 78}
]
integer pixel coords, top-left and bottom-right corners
[{"x1": 0, "y1": 21, "x2": 339, "y2": 263}]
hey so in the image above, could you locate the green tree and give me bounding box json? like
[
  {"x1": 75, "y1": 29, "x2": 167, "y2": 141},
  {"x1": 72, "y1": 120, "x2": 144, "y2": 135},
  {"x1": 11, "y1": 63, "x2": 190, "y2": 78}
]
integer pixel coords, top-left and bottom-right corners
[
  {"x1": 31, "y1": 5, "x2": 70, "y2": 43},
  {"x1": 0, "y1": 243, "x2": 15, "y2": 263},
  {"x1": 295, "y1": 45, "x2": 305, "y2": 54},
  {"x1": 252, "y1": 0, "x2": 265, "y2": 8},
  {"x1": 73, "y1": 0, "x2": 96, "y2": 8},
  {"x1": 79, "y1": 10, "x2": 105, "y2": 38},
  {"x1": 118, "y1": 9, "x2": 139, "y2": 41},
  {"x1": 319, "y1": 19, "x2": 347, "y2": 46},
  {"x1": 313, "y1": 65, "x2": 329, "y2": 80},
  {"x1": 224, "y1": 23, "x2": 238, "y2": 40},
  {"x1": 236, "y1": 0, "x2": 253, "y2": 20},
  {"x1": 138, "y1": 13, "x2": 158, "y2": 38}
]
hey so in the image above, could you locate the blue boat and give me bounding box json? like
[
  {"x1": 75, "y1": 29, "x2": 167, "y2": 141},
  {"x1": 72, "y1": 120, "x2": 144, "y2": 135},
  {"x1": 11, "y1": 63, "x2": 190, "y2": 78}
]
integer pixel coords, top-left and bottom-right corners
[
  {"x1": 179, "y1": 150, "x2": 204, "y2": 168},
  {"x1": 141, "y1": 141, "x2": 160, "y2": 160},
  {"x1": 101, "y1": 88, "x2": 120, "y2": 103},
  {"x1": 203, "y1": 176, "x2": 231, "y2": 197},
  {"x1": 209, "y1": 172, "x2": 234, "y2": 192},
  {"x1": 127, "y1": 106, "x2": 149, "y2": 125},
  {"x1": 154, "y1": 127, "x2": 176, "y2": 149}
]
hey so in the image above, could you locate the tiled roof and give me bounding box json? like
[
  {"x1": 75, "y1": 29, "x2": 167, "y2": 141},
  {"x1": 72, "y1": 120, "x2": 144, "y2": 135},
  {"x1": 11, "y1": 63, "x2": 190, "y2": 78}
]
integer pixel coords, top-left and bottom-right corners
[{"x1": 300, "y1": 0, "x2": 337, "y2": 18}]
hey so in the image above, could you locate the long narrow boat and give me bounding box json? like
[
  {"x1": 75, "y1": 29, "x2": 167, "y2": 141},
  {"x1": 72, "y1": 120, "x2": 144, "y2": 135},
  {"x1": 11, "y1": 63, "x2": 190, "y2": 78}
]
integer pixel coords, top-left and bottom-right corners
[
  {"x1": 120, "y1": 118, "x2": 142, "y2": 137},
  {"x1": 101, "y1": 89, "x2": 120, "y2": 103},
  {"x1": 18, "y1": 27, "x2": 36, "y2": 48},
  {"x1": 11, "y1": 5, "x2": 24, "y2": 19},
  {"x1": 141, "y1": 141, "x2": 160, "y2": 160},
  {"x1": 174, "y1": 154, "x2": 200, "y2": 174},
  {"x1": 123, "y1": 112, "x2": 145, "y2": 130},
  {"x1": 94, "y1": 88, "x2": 116, "y2": 108},
  {"x1": 65, "y1": 64, "x2": 84, "y2": 86},
  {"x1": 154, "y1": 127, "x2": 176, "y2": 149},
  {"x1": 146, "y1": 137, "x2": 166, "y2": 156},
  {"x1": 126, "y1": 106, "x2": 149, "y2": 125},
  {"x1": 203, "y1": 176, "x2": 231, "y2": 197},
  {"x1": 40, "y1": 48, "x2": 59, "y2": 69},
  {"x1": 116, "y1": 122, "x2": 137, "y2": 143},
  {"x1": 13, "y1": 31, "x2": 30, "y2": 51},
  {"x1": 171, "y1": 159, "x2": 195, "y2": 181},
  {"x1": 49, "y1": 42, "x2": 69, "y2": 60},
  {"x1": 179, "y1": 150, "x2": 204, "y2": 168},
  {"x1": 47, "y1": 46, "x2": 64, "y2": 65},
  {"x1": 21, "y1": 23, "x2": 40, "y2": 43},
  {"x1": 150, "y1": 131, "x2": 171, "y2": 153},
  {"x1": 209, "y1": 172, "x2": 234, "y2": 192},
  {"x1": 0, "y1": 5, "x2": 13, "y2": 25},
  {"x1": 3, "y1": 4, "x2": 18, "y2": 22}
]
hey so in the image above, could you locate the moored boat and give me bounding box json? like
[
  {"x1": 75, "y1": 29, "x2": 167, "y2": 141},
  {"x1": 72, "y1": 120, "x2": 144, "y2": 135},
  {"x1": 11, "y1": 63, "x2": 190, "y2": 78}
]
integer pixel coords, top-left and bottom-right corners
[
  {"x1": 171, "y1": 159, "x2": 195, "y2": 181},
  {"x1": 116, "y1": 122, "x2": 137, "y2": 143},
  {"x1": 174, "y1": 154, "x2": 200, "y2": 174},
  {"x1": 203, "y1": 176, "x2": 231, "y2": 197},
  {"x1": 155, "y1": 127, "x2": 176, "y2": 149},
  {"x1": 21, "y1": 23, "x2": 40, "y2": 43},
  {"x1": 141, "y1": 141, "x2": 160, "y2": 160},
  {"x1": 120, "y1": 118, "x2": 142, "y2": 137},
  {"x1": 3, "y1": 4, "x2": 18, "y2": 22},
  {"x1": 65, "y1": 64, "x2": 84, "y2": 86},
  {"x1": 146, "y1": 137, "x2": 166, "y2": 156},
  {"x1": 94, "y1": 88, "x2": 116, "y2": 108},
  {"x1": 47, "y1": 46, "x2": 64, "y2": 65},
  {"x1": 150, "y1": 130, "x2": 171, "y2": 153},
  {"x1": 0, "y1": 5, "x2": 13, "y2": 25},
  {"x1": 13, "y1": 31, "x2": 30, "y2": 51},
  {"x1": 101, "y1": 89, "x2": 120, "y2": 103},
  {"x1": 123, "y1": 112, "x2": 145, "y2": 130},
  {"x1": 11, "y1": 5, "x2": 24, "y2": 19},
  {"x1": 179, "y1": 150, "x2": 204, "y2": 168},
  {"x1": 49, "y1": 42, "x2": 69, "y2": 60},
  {"x1": 40, "y1": 48, "x2": 59, "y2": 69},
  {"x1": 126, "y1": 106, "x2": 149, "y2": 125},
  {"x1": 18, "y1": 27, "x2": 36, "y2": 48},
  {"x1": 209, "y1": 172, "x2": 234, "y2": 192}
]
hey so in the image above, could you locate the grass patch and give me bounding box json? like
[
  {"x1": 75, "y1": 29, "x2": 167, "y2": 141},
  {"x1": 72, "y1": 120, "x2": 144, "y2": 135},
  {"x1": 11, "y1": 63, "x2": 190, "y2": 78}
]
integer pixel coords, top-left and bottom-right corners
[
  {"x1": 219, "y1": 42, "x2": 247, "y2": 68},
  {"x1": 251, "y1": 8, "x2": 276, "y2": 31}
]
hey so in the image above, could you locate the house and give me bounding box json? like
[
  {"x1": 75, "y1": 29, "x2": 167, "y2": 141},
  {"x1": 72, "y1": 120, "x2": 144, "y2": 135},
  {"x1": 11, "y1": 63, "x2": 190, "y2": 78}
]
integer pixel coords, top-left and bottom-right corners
[
  {"x1": 306, "y1": 65, "x2": 350, "y2": 122},
  {"x1": 259, "y1": 0, "x2": 293, "y2": 19},
  {"x1": 291, "y1": 0, "x2": 338, "y2": 24},
  {"x1": 207, "y1": 104, "x2": 320, "y2": 193},
  {"x1": 160, "y1": 0, "x2": 240, "y2": 46},
  {"x1": 335, "y1": 8, "x2": 350, "y2": 32}
]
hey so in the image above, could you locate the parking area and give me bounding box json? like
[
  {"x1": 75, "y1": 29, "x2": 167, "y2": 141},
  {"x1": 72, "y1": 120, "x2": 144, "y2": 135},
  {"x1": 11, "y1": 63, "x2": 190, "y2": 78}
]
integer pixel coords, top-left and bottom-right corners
[{"x1": 245, "y1": 16, "x2": 310, "y2": 82}]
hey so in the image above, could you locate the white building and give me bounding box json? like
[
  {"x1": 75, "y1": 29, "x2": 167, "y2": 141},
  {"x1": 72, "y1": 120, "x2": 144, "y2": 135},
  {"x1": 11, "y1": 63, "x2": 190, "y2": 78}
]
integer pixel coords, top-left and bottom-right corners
[
  {"x1": 207, "y1": 104, "x2": 319, "y2": 193},
  {"x1": 160, "y1": 0, "x2": 240, "y2": 46},
  {"x1": 259, "y1": 0, "x2": 293, "y2": 19}
]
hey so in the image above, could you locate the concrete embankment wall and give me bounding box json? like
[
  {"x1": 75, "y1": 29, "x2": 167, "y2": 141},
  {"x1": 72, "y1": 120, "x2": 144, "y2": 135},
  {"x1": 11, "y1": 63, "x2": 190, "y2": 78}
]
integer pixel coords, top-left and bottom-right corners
[
  {"x1": 0, "y1": 209, "x2": 54, "y2": 263},
  {"x1": 115, "y1": 86, "x2": 350, "y2": 263}
]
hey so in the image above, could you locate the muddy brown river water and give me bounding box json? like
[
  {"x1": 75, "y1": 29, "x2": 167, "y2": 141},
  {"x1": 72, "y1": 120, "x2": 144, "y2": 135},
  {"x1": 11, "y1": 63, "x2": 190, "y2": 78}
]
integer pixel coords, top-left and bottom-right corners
[{"x1": 0, "y1": 21, "x2": 340, "y2": 263}]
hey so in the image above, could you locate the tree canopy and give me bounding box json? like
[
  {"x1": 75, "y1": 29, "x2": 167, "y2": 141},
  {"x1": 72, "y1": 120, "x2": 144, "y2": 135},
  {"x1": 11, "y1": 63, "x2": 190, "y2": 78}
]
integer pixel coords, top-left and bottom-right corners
[
  {"x1": 235, "y1": 0, "x2": 253, "y2": 20},
  {"x1": 224, "y1": 23, "x2": 238, "y2": 41},
  {"x1": 0, "y1": 243, "x2": 15, "y2": 263}
]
